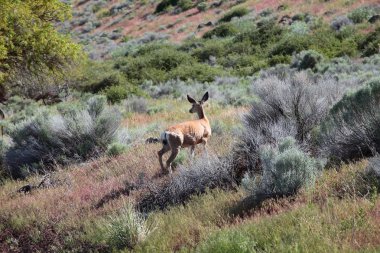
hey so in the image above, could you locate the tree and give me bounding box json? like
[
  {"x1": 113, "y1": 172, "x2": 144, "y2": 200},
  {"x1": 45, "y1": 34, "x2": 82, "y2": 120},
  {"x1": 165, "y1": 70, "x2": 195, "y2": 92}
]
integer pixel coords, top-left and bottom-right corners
[{"x1": 0, "y1": 0, "x2": 83, "y2": 100}]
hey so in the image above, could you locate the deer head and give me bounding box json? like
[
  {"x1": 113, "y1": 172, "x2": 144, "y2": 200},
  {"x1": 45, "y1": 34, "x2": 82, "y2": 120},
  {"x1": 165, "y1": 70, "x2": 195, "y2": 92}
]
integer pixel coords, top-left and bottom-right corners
[{"x1": 187, "y1": 92, "x2": 209, "y2": 118}]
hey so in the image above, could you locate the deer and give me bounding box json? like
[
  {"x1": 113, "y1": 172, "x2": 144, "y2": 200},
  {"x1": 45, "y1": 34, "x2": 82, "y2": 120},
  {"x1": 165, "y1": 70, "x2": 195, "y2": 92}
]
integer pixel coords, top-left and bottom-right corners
[{"x1": 146, "y1": 92, "x2": 211, "y2": 175}]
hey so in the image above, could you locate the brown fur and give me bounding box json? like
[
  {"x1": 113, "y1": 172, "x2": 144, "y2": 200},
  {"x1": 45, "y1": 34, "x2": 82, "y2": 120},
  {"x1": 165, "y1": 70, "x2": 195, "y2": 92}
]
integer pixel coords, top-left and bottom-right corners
[{"x1": 157, "y1": 92, "x2": 211, "y2": 174}]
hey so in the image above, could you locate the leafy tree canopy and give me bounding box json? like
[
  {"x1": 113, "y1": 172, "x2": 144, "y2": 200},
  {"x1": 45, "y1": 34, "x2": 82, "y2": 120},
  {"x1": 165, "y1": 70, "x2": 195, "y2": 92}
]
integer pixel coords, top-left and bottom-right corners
[{"x1": 0, "y1": 0, "x2": 83, "y2": 99}]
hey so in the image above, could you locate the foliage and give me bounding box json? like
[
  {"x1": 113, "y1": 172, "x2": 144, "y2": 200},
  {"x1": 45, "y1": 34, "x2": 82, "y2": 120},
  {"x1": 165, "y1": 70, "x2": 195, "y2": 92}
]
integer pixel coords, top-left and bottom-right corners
[
  {"x1": 104, "y1": 202, "x2": 155, "y2": 250},
  {"x1": 242, "y1": 137, "x2": 321, "y2": 203},
  {"x1": 219, "y1": 7, "x2": 249, "y2": 23},
  {"x1": 291, "y1": 50, "x2": 324, "y2": 71},
  {"x1": 4, "y1": 96, "x2": 122, "y2": 178},
  {"x1": 197, "y1": 2, "x2": 207, "y2": 12},
  {"x1": 348, "y1": 6, "x2": 375, "y2": 24},
  {"x1": 107, "y1": 142, "x2": 127, "y2": 156},
  {"x1": 359, "y1": 27, "x2": 380, "y2": 57},
  {"x1": 203, "y1": 23, "x2": 238, "y2": 38},
  {"x1": 233, "y1": 71, "x2": 355, "y2": 180},
  {"x1": 139, "y1": 154, "x2": 235, "y2": 212},
  {"x1": 320, "y1": 78, "x2": 380, "y2": 163},
  {"x1": 0, "y1": 0, "x2": 82, "y2": 96},
  {"x1": 103, "y1": 84, "x2": 144, "y2": 104}
]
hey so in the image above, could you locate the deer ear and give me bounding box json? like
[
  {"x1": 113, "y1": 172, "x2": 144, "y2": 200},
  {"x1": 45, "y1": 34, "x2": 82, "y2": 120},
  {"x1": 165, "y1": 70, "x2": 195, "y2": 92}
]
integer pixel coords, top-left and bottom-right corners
[
  {"x1": 187, "y1": 95, "x2": 196, "y2": 103},
  {"x1": 201, "y1": 91, "x2": 209, "y2": 103}
]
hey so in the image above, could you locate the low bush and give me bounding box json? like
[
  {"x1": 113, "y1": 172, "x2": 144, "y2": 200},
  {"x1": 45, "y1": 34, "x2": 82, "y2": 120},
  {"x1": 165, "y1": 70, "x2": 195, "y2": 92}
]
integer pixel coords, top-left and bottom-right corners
[
  {"x1": 197, "y1": 2, "x2": 207, "y2": 12},
  {"x1": 203, "y1": 23, "x2": 238, "y2": 38},
  {"x1": 178, "y1": 0, "x2": 194, "y2": 11},
  {"x1": 242, "y1": 137, "x2": 321, "y2": 203},
  {"x1": 291, "y1": 50, "x2": 324, "y2": 71},
  {"x1": 348, "y1": 6, "x2": 375, "y2": 24},
  {"x1": 138, "y1": 153, "x2": 235, "y2": 212},
  {"x1": 103, "y1": 85, "x2": 144, "y2": 104},
  {"x1": 320, "y1": 79, "x2": 380, "y2": 163},
  {"x1": 168, "y1": 63, "x2": 225, "y2": 83},
  {"x1": 107, "y1": 142, "x2": 127, "y2": 156},
  {"x1": 233, "y1": 72, "x2": 355, "y2": 180},
  {"x1": 331, "y1": 16, "x2": 353, "y2": 31},
  {"x1": 219, "y1": 7, "x2": 249, "y2": 23},
  {"x1": 104, "y1": 203, "x2": 155, "y2": 250},
  {"x1": 4, "y1": 96, "x2": 122, "y2": 179},
  {"x1": 359, "y1": 27, "x2": 380, "y2": 57},
  {"x1": 124, "y1": 97, "x2": 148, "y2": 114}
]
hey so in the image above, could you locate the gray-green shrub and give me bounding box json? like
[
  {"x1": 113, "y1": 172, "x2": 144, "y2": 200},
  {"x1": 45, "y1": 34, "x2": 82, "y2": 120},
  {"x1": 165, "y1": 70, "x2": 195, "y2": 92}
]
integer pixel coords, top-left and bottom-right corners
[
  {"x1": 139, "y1": 153, "x2": 235, "y2": 212},
  {"x1": 291, "y1": 50, "x2": 324, "y2": 71},
  {"x1": 242, "y1": 137, "x2": 321, "y2": 200},
  {"x1": 320, "y1": 78, "x2": 380, "y2": 163},
  {"x1": 5, "y1": 96, "x2": 122, "y2": 179}
]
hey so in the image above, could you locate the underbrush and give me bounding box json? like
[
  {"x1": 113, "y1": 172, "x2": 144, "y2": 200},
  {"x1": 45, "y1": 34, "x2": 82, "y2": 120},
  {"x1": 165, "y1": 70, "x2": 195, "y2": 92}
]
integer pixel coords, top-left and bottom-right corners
[{"x1": 3, "y1": 96, "x2": 123, "y2": 179}]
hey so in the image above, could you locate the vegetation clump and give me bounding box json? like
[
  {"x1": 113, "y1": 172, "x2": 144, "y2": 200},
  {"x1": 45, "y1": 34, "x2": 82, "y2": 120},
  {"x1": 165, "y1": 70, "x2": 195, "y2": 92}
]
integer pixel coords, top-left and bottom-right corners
[{"x1": 4, "y1": 96, "x2": 122, "y2": 178}]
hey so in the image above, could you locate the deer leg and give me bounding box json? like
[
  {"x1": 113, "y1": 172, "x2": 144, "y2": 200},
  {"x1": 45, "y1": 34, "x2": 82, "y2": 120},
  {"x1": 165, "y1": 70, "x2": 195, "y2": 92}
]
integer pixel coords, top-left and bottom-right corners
[
  {"x1": 190, "y1": 145, "x2": 195, "y2": 159},
  {"x1": 202, "y1": 138, "x2": 209, "y2": 157},
  {"x1": 158, "y1": 144, "x2": 170, "y2": 174},
  {"x1": 166, "y1": 147, "x2": 180, "y2": 173}
]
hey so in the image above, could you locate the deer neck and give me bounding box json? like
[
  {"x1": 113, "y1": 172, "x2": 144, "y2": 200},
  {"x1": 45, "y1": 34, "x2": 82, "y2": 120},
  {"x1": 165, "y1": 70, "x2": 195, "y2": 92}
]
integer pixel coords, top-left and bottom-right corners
[{"x1": 196, "y1": 107, "x2": 207, "y2": 120}]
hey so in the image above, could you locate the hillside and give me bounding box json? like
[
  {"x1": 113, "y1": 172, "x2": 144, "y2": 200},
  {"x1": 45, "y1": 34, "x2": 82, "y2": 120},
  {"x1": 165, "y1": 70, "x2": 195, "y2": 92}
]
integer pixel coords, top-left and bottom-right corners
[
  {"x1": 67, "y1": 0, "x2": 380, "y2": 58},
  {"x1": 1, "y1": 0, "x2": 380, "y2": 252}
]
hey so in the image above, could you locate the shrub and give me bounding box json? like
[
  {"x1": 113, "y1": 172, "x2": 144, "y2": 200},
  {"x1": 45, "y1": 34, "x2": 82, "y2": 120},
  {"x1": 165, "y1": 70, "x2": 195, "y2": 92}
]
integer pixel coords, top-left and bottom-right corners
[
  {"x1": 197, "y1": 2, "x2": 207, "y2": 12},
  {"x1": 168, "y1": 63, "x2": 225, "y2": 83},
  {"x1": 203, "y1": 23, "x2": 238, "y2": 38},
  {"x1": 103, "y1": 85, "x2": 130, "y2": 104},
  {"x1": 233, "y1": 72, "x2": 355, "y2": 180},
  {"x1": 364, "y1": 156, "x2": 380, "y2": 191},
  {"x1": 5, "y1": 96, "x2": 122, "y2": 179},
  {"x1": 348, "y1": 6, "x2": 375, "y2": 24},
  {"x1": 138, "y1": 153, "x2": 235, "y2": 212},
  {"x1": 105, "y1": 202, "x2": 155, "y2": 250},
  {"x1": 235, "y1": 19, "x2": 283, "y2": 47},
  {"x1": 155, "y1": 0, "x2": 179, "y2": 13},
  {"x1": 219, "y1": 7, "x2": 249, "y2": 23},
  {"x1": 192, "y1": 39, "x2": 229, "y2": 62},
  {"x1": 124, "y1": 97, "x2": 148, "y2": 114},
  {"x1": 242, "y1": 137, "x2": 321, "y2": 202},
  {"x1": 291, "y1": 50, "x2": 324, "y2": 71},
  {"x1": 320, "y1": 79, "x2": 380, "y2": 163},
  {"x1": 178, "y1": 0, "x2": 194, "y2": 11},
  {"x1": 331, "y1": 16, "x2": 353, "y2": 31},
  {"x1": 359, "y1": 27, "x2": 380, "y2": 57},
  {"x1": 269, "y1": 34, "x2": 310, "y2": 57},
  {"x1": 107, "y1": 142, "x2": 127, "y2": 156}
]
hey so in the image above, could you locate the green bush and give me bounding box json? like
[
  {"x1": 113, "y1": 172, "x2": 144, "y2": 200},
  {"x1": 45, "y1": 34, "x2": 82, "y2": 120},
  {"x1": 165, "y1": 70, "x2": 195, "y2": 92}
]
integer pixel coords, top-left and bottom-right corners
[
  {"x1": 235, "y1": 19, "x2": 283, "y2": 47},
  {"x1": 192, "y1": 39, "x2": 229, "y2": 62},
  {"x1": 197, "y1": 2, "x2": 207, "y2": 12},
  {"x1": 107, "y1": 142, "x2": 127, "y2": 156},
  {"x1": 178, "y1": 0, "x2": 194, "y2": 11},
  {"x1": 348, "y1": 6, "x2": 375, "y2": 24},
  {"x1": 105, "y1": 203, "x2": 155, "y2": 250},
  {"x1": 269, "y1": 34, "x2": 310, "y2": 57},
  {"x1": 155, "y1": 0, "x2": 179, "y2": 13},
  {"x1": 203, "y1": 23, "x2": 238, "y2": 38},
  {"x1": 103, "y1": 85, "x2": 143, "y2": 104},
  {"x1": 359, "y1": 27, "x2": 380, "y2": 57},
  {"x1": 291, "y1": 50, "x2": 324, "y2": 71},
  {"x1": 219, "y1": 7, "x2": 249, "y2": 23},
  {"x1": 169, "y1": 63, "x2": 225, "y2": 82}
]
